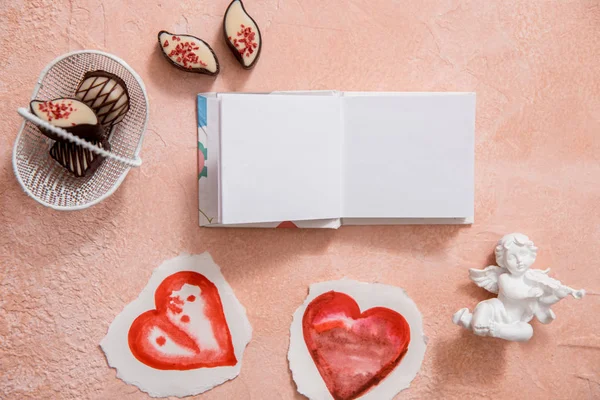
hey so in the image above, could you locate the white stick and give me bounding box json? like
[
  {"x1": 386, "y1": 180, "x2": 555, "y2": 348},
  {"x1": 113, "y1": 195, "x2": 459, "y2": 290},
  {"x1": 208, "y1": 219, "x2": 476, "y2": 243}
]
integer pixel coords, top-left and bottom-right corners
[{"x1": 18, "y1": 107, "x2": 142, "y2": 168}]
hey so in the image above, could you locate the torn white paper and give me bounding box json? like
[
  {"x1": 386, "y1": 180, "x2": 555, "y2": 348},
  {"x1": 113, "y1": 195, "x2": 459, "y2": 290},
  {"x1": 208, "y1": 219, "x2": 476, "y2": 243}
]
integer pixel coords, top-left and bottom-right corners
[
  {"x1": 101, "y1": 253, "x2": 252, "y2": 398},
  {"x1": 288, "y1": 280, "x2": 426, "y2": 400}
]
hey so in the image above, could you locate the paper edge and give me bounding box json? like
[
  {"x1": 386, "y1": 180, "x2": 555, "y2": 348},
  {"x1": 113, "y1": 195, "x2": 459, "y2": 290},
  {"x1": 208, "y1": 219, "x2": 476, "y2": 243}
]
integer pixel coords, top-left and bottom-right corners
[
  {"x1": 287, "y1": 279, "x2": 427, "y2": 400},
  {"x1": 100, "y1": 253, "x2": 253, "y2": 398}
]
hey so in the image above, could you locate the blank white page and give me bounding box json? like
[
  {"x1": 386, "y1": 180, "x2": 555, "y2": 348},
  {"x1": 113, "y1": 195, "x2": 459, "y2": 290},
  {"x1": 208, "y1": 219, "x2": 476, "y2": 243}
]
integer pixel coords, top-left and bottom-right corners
[
  {"x1": 220, "y1": 94, "x2": 342, "y2": 224},
  {"x1": 342, "y1": 93, "x2": 475, "y2": 218}
]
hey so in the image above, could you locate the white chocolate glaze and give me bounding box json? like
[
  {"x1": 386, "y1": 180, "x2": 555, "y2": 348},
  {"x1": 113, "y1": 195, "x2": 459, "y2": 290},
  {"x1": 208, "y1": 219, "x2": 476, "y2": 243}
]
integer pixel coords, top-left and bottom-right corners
[
  {"x1": 31, "y1": 99, "x2": 97, "y2": 128},
  {"x1": 76, "y1": 72, "x2": 129, "y2": 125},
  {"x1": 159, "y1": 32, "x2": 218, "y2": 73},
  {"x1": 224, "y1": 0, "x2": 261, "y2": 67}
]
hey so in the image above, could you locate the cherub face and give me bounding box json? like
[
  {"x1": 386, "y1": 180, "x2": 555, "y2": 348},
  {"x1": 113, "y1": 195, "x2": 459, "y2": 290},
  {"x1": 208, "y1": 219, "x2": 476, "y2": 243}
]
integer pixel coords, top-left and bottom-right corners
[{"x1": 504, "y1": 246, "x2": 536, "y2": 276}]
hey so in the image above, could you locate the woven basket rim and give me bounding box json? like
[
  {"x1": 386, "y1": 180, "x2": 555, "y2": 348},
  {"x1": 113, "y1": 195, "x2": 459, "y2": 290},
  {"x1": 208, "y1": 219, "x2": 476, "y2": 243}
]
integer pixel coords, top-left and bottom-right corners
[{"x1": 12, "y1": 50, "x2": 149, "y2": 211}]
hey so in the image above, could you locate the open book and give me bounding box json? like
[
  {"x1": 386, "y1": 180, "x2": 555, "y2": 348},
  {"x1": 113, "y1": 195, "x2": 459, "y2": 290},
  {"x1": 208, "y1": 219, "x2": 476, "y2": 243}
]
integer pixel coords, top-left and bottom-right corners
[{"x1": 198, "y1": 91, "x2": 475, "y2": 229}]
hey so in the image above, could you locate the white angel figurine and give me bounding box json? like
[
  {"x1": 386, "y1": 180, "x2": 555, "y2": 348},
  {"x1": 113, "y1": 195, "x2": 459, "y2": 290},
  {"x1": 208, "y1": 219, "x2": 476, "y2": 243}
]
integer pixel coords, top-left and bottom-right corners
[{"x1": 453, "y1": 233, "x2": 585, "y2": 342}]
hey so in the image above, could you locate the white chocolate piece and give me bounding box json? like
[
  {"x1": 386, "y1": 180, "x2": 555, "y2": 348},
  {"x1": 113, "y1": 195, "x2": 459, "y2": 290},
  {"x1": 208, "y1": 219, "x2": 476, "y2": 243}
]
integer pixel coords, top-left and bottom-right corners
[
  {"x1": 31, "y1": 99, "x2": 97, "y2": 128},
  {"x1": 453, "y1": 233, "x2": 585, "y2": 342},
  {"x1": 224, "y1": 0, "x2": 261, "y2": 67},
  {"x1": 76, "y1": 72, "x2": 130, "y2": 126},
  {"x1": 159, "y1": 32, "x2": 218, "y2": 74}
]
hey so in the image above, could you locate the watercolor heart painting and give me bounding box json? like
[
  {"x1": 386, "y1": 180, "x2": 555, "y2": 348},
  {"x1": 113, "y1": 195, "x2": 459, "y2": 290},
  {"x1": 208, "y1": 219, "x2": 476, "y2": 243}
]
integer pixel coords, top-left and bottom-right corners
[
  {"x1": 101, "y1": 253, "x2": 252, "y2": 398},
  {"x1": 289, "y1": 280, "x2": 426, "y2": 400},
  {"x1": 303, "y1": 291, "x2": 410, "y2": 400},
  {"x1": 128, "y1": 271, "x2": 237, "y2": 370}
]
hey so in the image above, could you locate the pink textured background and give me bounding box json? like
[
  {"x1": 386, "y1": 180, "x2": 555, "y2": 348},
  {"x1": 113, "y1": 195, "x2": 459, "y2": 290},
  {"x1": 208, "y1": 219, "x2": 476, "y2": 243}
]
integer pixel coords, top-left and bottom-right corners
[{"x1": 1, "y1": 0, "x2": 599, "y2": 399}]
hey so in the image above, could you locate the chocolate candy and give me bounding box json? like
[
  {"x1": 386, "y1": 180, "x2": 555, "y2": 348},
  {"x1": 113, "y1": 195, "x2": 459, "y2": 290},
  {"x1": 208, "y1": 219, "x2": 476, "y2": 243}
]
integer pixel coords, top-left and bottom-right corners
[
  {"x1": 49, "y1": 138, "x2": 110, "y2": 177},
  {"x1": 223, "y1": 0, "x2": 262, "y2": 69},
  {"x1": 158, "y1": 31, "x2": 220, "y2": 75},
  {"x1": 75, "y1": 70, "x2": 130, "y2": 126},
  {"x1": 30, "y1": 98, "x2": 103, "y2": 141}
]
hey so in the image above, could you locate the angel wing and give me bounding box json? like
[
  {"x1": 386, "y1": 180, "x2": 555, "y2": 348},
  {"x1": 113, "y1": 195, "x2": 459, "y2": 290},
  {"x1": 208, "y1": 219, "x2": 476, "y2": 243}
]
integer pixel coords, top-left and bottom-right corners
[{"x1": 468, "y1": 265, "x2": 505, "y2": 294}]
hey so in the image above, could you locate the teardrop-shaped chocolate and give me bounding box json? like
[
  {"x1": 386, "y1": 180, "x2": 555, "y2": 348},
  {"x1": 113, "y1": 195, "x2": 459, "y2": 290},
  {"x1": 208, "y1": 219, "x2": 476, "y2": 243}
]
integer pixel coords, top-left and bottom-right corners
[
  {"x1": 49, "y1": 137, "x2": 110, "y2": 177},
  {"x1": 158, "y1": 31, "x2": 220, "y2": 75},
  {"x1": 30, "y1": 98, "x2": 104, "y2": 142},
  {"x1": 75, "y1": 70, "x2": 130, "y2": 126},
  {"x1": 223, "y1": 0, "x2": 262, "y2": 69}
]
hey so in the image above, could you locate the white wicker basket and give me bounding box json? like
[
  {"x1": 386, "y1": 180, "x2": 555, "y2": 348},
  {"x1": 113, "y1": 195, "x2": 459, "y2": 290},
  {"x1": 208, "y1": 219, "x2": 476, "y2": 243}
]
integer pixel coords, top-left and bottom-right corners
[{"x1": 12, "y1": 50, "x2": 149, "y2": 210}]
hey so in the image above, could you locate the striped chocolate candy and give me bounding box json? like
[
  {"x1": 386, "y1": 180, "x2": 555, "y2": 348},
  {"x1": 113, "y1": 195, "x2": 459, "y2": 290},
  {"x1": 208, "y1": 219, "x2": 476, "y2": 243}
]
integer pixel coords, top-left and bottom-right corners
[
  {"x1": 75, "y1": 71, "x2": 130, "y2": 126},
  {"x1": 49, "y1": 138, "x2": 110, "y2": 177}
]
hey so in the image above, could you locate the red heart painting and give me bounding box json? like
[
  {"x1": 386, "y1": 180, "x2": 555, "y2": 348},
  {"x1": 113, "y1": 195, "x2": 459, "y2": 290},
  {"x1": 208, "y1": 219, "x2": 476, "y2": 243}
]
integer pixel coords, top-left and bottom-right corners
[
  {"x1": 303, "y1": 291, "x2": 410, "y2": 400},
  {"x1": 277, "y1": 221, "x2": 298, "y2": 229},
  {"x1": 128, "y1": 271, "x2": 237, "y2": 370}
]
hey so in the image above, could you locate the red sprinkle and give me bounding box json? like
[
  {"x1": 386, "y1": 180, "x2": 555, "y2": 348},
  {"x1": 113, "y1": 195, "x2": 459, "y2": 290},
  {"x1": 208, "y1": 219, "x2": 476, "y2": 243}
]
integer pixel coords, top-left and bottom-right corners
[
  {"x1": 187, "y1": 295, "x2": 196, "y2": 302},
  {"x1": 231, "y1": 24, "x2": 258, "y2": 58},
  {"x1": 156, "y1": 336, "x2": 166, "y2": 346},
  {"x1": 180, "y1": 315, "x2": 190, "y2": 323},
  {"x1": 168, "y1": 41, "x2": 207, "y2": 68},
  {"x1": 163, "y1": 40, "x2": 169, "y2": 47},
  {"x1": 38, "y1": 100, "x2": 74, "y2": 121}
]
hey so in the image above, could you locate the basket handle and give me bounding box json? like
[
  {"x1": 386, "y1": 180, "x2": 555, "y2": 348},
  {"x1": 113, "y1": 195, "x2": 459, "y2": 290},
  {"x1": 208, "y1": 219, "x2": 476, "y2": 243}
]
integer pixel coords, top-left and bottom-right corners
[{"x1": 17, "y1": 107, "x2": 142, "y2": 168}]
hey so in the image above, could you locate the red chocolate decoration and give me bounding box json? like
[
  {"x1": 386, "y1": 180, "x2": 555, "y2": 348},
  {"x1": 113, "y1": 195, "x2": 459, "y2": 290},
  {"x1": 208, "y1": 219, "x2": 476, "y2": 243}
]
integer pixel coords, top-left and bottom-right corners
[
  {"x1": 158, "y1": 31, "x2": 220, "y2": 76},
  {"x1": 37, "y1": 100, "x2": 74, "y2": 121},
  {"x1": 230, "y1": 24, "x2": 258, "y2": 58},
  {"x1": 223, "y1": 0, "x2": 262, "y2": 69},
  {"x1": 30, "y1": 98, "x2": 104, "y2": 142}
]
